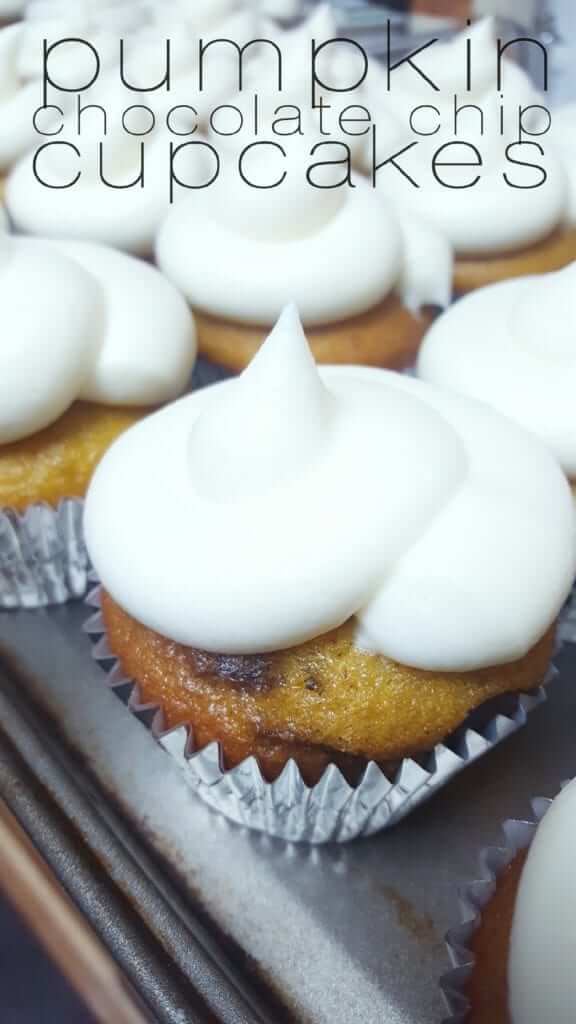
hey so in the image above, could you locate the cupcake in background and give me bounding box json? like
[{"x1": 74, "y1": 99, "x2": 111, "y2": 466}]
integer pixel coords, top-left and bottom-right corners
[
  {"x1": 0, "y1": 2, "x2": 152, "y2": 192},
  {"x1": 0, "y1": 214, "x2": 196, "y2": 606},
  {"x1": 417, "y1": 262, "x2": 576, "y2": 488},
  {"x1": 156, "y1": 134, "x2": 452, "y2": 372},
  {"x1": 5, "y1": 3, "x2": 268, "y2": 252},
  {"x1": 84, "y1": 306, "x2": 573, "y2": 840},
  {"x1": 360, "y1": 19, "x2": 576, "y2": 294},
  {"x1": 443, "y1": 780, "x2": 576, "y2": 1024}
]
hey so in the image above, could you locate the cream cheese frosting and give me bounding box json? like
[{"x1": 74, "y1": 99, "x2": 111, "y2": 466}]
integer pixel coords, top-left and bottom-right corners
[
  {"x1": 417, "y1": 263, "x2": 576, "y2": 478},
  {"x1": 509, "y1": 779, "x2": 576, "y2": 1024},
  {"x1": 156, "y1": 134, "x2": 452, "y2": 322},
  {"x1": 362, "y1": 19, "x2": 572, "y2": 256},
  {"x1": 0, "y1": 231, "x2": 196, "y2": 444},
  {"x1": 84, "y1": 306, "x2": 574, "y2": 670}
]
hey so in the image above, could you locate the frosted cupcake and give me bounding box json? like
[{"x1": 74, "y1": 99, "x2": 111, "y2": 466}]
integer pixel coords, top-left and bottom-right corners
[
  {"x1": 443, "y1": 780, "x2": 576, "y2": 1024},
  {"x1": 84, "y1": 306, "x2": 573, "y2": 840},
  {"x1": 417, "y1": 261, "x2": 576, "y2": 486},
  {"x1": 361, "y1": 19, "x2": 576, "y2": 294},
  {"x1": 156, "y1": 139, "x2": 451, "y2": 371},
  {"x1": 0, "y1": 222, "x2": 196, "y2": 606}
]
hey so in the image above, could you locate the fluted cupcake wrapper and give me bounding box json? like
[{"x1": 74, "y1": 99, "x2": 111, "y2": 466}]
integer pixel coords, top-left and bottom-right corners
[
  {"x1": 0, "y1": 500, "x2": 90, "y2": 609},
  {"x1": 83, "y1": 585, "x2": 555, "y2": 844},
  {"x1": 441, "y1": 797, "x2": 553, "y2": 1023}
]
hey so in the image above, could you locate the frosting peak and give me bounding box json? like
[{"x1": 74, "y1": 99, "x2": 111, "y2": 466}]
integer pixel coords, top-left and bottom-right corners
[
  {"x1": 85, "y1": 310, "x2": 574, "y2": 667},
  {"x1": 189, "y1": 305, "x2": 334, "y2": 500}
]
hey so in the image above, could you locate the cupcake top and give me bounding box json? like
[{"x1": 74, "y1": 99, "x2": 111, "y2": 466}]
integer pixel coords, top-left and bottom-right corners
[
  {"x1": 417, "y1": 262, "x2": 576, "y2": 478},
  {"x1": 509, "y1": 779, "x2": 576, "y2": 1024},
  {"x1": 362, "y1": 19, "x2": 573, "y2": 256},
  {"x1": 85, "y1": 306, "x2": 574, "y2": 671},
  {"x1": 0, "y1": 227, "x2": 196, "y2": 444},
  {"x1": 156, "y1": 132, "x2": 453, "y2": 323}
]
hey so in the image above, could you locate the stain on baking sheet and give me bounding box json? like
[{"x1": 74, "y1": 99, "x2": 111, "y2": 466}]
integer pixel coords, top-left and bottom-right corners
[{"x1": 379, "y1": 886, "x2": 439, "y2": 947}]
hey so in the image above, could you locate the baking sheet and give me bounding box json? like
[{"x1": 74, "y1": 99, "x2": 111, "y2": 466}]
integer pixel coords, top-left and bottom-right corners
[{"x1": 0, "y1": 603, "x2": 574, "y2": 1023}]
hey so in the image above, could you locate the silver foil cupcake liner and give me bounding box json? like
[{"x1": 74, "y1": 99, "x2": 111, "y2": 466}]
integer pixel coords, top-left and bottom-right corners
[
  {"x1": 0, "y1": 500, "x2": 90, "y2": 609},
  {"x1": 84, "y1": 586, "x2": 555, "y2": 844},
  {"x1": 441, "y1": 796, "x2": 553, "y2": 1023}
]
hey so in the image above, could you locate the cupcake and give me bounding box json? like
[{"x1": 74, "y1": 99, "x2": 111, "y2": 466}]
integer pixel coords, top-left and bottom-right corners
[
  {"x1": 156, "y1": 135, "x2": 451, "y2": 372},
  {"x1": 84, "y1": 306, "x2": 573, "y2": 841},
  {"x1": 417, "y1": 262, "x2": 576, "y2": 486},
  {"x1": 360, "y1": 19, "x2": 576, "y2": 294},
  {"x1": 443, "y1": 781, "x2": 575, "y2": 1023},
  {"x1": 0, "y1": 223, "x2": 196, "y2": 606}
]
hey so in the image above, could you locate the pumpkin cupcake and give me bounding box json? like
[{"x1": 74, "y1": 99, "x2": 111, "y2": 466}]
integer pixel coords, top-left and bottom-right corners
[
  {"x1": 0, "y1": 224, "x2": 196, "y2": 607},
  {"x1": 361, "y1": 19, "x2": 576, "y2": 294},
  {"x1": 84, "y1": 307, "x2": 573, "y2": 842},
  {"x1": 443, "y1": 780, "x2": 576, "y2": 1024}
]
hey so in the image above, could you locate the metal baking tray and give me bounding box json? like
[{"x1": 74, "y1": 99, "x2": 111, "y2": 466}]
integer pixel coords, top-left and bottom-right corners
[{"x1": 0, "y1": 597, "x2": 575, "y2": 1023}]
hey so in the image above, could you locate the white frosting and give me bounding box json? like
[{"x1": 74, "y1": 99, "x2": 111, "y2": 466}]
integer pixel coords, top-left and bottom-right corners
[
  {"x1": 363, "y1": 19, "x2": 571, "y2": 255},
  {"x1": 417, "y1": 263, "x2": 576, "y2": 478},
  {"x1": 157, "y1": 142, "x2": 400, "y2": 324},
  {"x1": 157, "y1": 131, "x2": 453, "y2": 322},
  {"x1": 509, "y1": 779, "x2": 576, "y2": 1024},
  {"x1": 84, "y1": 306, "x2": 574, "y2": 669},
  {"x1": 5, "y1": 59, "x2": 208, "y2": 254},
  {"x1": 0, "y1": 233, "x2": 196, "y2": 444}
]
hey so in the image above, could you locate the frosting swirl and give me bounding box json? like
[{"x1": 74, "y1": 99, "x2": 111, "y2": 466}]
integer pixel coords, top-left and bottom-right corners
[
  {"x1": 417, "y1": 262, "x2": 576, "y2": 477},
  {"x1": 509, "y1": 779, "x2": 576, "y2": 1024},
  {"x1": 157, "y1": 132, "x2": 453, "y2": 321},
  {"x1": 0, "y1": 228, "x2": 196, "y2": 444},
  {"x1": 85, "y1": 306, "x2": 574, "y2": 670},
  {"x1": 362, "y1": 19, "x2": 571, "y2": 255}
]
